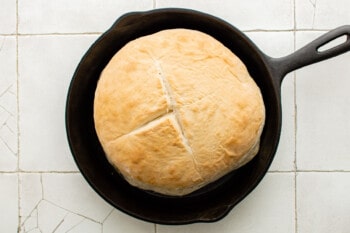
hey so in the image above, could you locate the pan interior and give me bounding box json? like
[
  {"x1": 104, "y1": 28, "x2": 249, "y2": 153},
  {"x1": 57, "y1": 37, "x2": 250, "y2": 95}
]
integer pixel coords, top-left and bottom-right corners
[{"x1": 66, "y1": 9, "x2": 282, "y2": 224}]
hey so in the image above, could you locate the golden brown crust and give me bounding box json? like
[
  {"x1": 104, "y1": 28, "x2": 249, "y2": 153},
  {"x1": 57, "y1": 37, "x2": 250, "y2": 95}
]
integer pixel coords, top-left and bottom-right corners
[
  {"x1": 94, "y1": 29, "x2": 265, "y2": 196},
  {"x1": 105, "y1": 114, "x2": 203, "y2": 196},
  {"x1": 93, "y1": 45, "x2": 169, "y2": 144}
]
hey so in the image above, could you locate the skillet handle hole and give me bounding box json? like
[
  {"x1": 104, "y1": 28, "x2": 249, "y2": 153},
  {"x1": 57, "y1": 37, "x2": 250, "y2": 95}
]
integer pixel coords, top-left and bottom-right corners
[{"x1": 317, "y1": 34, "x2": 348, "y2": 53}]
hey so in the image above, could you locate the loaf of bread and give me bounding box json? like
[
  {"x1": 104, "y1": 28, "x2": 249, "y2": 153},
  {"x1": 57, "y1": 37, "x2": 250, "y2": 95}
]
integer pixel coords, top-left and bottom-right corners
[{"x1": 93, "y1": 29, "x2": 265, "y2": 196}]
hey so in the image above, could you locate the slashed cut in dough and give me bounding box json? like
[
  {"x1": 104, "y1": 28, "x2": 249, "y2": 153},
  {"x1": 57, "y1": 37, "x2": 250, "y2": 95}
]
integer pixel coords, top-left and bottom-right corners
[{"x1": 94, "y1": 29, "x2": 265, "y2": 196}]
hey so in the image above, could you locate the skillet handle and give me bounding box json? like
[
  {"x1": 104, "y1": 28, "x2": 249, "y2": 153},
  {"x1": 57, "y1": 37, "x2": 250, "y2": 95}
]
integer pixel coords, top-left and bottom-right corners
[{"x1": 269, "y1": 25, "x2": 350, "y2": 84}]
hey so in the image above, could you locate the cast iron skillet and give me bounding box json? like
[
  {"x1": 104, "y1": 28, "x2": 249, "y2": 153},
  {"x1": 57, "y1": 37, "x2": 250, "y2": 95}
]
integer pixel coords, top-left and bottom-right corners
[{"x1": 66, "y1": 8, "x2": 350, "y2": 224}]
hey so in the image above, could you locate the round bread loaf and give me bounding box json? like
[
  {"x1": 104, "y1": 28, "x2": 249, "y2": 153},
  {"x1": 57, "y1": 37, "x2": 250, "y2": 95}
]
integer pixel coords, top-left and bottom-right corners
[{"x1": 93, "y1": 29, "x2": 265, "y2": 196}]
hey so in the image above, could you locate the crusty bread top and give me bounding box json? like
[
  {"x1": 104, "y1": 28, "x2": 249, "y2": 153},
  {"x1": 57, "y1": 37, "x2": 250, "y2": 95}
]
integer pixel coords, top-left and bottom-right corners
[{"x1": 93, "y1": 29, "x2": 265, "y2": 196}]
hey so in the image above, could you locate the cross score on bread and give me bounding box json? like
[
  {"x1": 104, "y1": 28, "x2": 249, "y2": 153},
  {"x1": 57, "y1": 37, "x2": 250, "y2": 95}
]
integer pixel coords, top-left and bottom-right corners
[{"x1": 93, "y1": 29, "x2": 265, "y2": 196}]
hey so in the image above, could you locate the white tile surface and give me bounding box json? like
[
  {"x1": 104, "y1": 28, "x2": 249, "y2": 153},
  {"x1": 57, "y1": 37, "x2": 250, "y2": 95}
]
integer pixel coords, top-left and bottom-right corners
[
  {"x1": 296, "y1": 31, "x2": 350, "y2": 171},
  {"x1": 158, "y1": 173, "x2": 295, "y2": 233},
  {"x1": 19, "y1": 173, "x2": 42, "y2": 224},
  {"x1": 42, "y1": 173, "x2": 112, "y2": 222},
  {"x1": 0, "y1": 174, "x2": 18, "y2": 232},
  {"x1": 0, "y1": 36, "x2": 17, "y2": 171},
  {"x1": 271, "y1": 75, "x2": 296, "y2": 171},
  {"x1": 297, "y1": 172, "x2": 350, "y2": 233},
  {"x1": 19, "y1": 173, "x2": 154, "y2": 233},
  {"x1": 245, "y1": 32, "x2": 294, "y2": 58},
  {"x1": 246, "y1": 32, "x2": 296, "y2": 171},
  {"x1": 0, "y1": 0, "x2": 16, "y2": 34},
  {"x1": 2, "y1": 0, "x2": 350, "y2": 232},
  {"x1": 18, "y1": 0, "x2": 153, "y2": 34},
  {"x1": 296, "y1": 0, "x2": 350, "y2": 29},
  {"x1": 21, "y1": 199, "x2": 103, "y2": 233},
  {"x1": 18, "y1": 35, "x2": 98, "y2": 171},
  {"x1": 102, "y1": 209, "x2": 155, "y2": 233},
  {"x1": 156, "y1": 0, "x2": 294, "y2": 30}
]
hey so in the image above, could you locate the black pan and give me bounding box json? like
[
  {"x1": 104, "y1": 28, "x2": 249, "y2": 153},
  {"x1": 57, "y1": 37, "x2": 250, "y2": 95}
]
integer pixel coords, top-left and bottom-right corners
[{"x1": 65, "y1": 8, "x2": 350, "y2": 224}]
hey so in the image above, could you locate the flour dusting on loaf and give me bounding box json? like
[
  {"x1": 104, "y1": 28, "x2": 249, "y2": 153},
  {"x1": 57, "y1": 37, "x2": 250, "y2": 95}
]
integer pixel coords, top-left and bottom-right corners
[{"x1": 93, "y1": 29, "x2": 265, "y2": 196}]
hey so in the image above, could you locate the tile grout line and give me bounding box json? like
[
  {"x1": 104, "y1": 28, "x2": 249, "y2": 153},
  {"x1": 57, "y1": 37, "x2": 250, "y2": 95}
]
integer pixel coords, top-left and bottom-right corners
[
  {"x1": 0, "y1": 171, "x2": 81, "y2": 174},
  {"x1": 268, "y1": 170, "x2": 297, "y2": 173},
  {"x1": 15, "y1": 0, "x2": 21, "y2": 232},
  {"x1": 297, "y1": 170, "x2": 350, "y2": 173},
  {"x1": 15, "y1": 0, "x2": 20, "y2": 172},
  {"x1": 0, "y1": 34, "x2": 17, "y2": 36},
  {"x1": 293, "y1": 1, "x2": 298, "y2": 233},
  {"x1": 16, "y1": 32, "x2": 103, "y2": 36}
]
